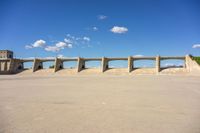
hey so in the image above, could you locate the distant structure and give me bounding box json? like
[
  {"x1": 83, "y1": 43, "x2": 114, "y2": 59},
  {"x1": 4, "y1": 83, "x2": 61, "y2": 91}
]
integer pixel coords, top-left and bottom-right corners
[
  {"x1": 0, "y1": 50, "x2": 13, "y2": 59},
  {"x1": 0, "y1": 50, "x2": 200, "y2": 74}
]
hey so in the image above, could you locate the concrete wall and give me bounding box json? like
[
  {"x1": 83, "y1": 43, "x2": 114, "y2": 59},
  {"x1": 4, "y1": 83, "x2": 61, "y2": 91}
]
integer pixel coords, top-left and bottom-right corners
[
  {"x1": 185, "y1": 55, "x2": 200, "y2": 72},
  {"x1": 54, "y1": 58, "x2": 63, "y2": 72},
  {"x1": 1, "y1": 55, "x2": 200, "y2": 74},
  {"x1": 0, "y1": 59, "x2": 23, "y2": 74}
]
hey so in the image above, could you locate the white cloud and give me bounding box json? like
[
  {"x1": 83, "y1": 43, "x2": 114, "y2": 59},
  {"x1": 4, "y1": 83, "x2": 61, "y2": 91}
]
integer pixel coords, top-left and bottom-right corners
[
  {"x1": 44, "y1": 41, "x2": 72, "y2": 52},
  {"x1": 93, "y1": 27, "x2": 98, "y2": 31},
  {"x1": 25, "y1": 45, "x2": 33, "y2": 49},
  {"x1": 110, "y1": 26, "x2": 128, "y2": 34},
  {"x1": 83, "y1": 37, "x2": 90, "y2": 42},
  {"x1": 26, "y1": 34, "x2": 91, "y2": 52},
  {"x1": 65, "y1": 34, "x2": 91, "y2": 46},
  {"x1": 64, "y1": 38, "x2": 73, "y2": 43},
  {"x1": 133, "y1": 55, "x2": 144, "y2": 57},
  {"x1": 45, "y1": 57, "x2": 55, "y2": 59},
  {"x1": 192, "y1": 44, "x2": 200, "y2": 48},
  {"x1": 68, "y1": 44, "x2": 72, "y2": 48},
  {"x1": 32, "y1": 39, "x2": 46, "y2": 47},
  {"x1": 45, "y1": 46, "x2": 60, "y2": 52},
  {"x1": 164, "y1": 63, "x2": 177, "y2": 67},
  {"x1": 55, "y1": 42, "x2": 67, "y2": 49},
  {"x1": 164, "y1": 63, "x2": 183, "y2": 67},
  {"x1": 57, "y1": 54, "x2": 64, "y2": 58},
  {"x1": 66, "y1": 34, "x2": 75, "y2": 39},
  {"x1": 75, "y1": 37, "x2": 82, "y2": 41},
  {"x1": 98, "y1": 15, "x2": 107, "y2": 20},
  {"x1": 25, "y1": 39, "x2": 46, "y2": 49}
]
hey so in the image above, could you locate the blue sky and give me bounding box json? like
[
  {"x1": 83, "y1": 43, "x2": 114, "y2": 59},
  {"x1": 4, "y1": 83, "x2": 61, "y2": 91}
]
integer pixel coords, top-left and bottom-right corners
[{"x1": 0, "y1": 0, "x2": 200, "y2": 60}]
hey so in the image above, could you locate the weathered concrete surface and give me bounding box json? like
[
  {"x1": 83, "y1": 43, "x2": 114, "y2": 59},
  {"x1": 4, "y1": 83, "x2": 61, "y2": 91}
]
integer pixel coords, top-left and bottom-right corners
[
  {"x1": 33, "y1": 59, "x2": 43, "y2": 72},
  {"x1": 101, "y1": 57, "x2": 109, "y2": 72},
  {"x1": 77, "y1": 57, "x2": 85, "y2": 72},
  {"x1": 186, "y1": 56, "x2": 200, "y2": 74},
  {"x1": 1, "y1": 55, "x2": 200, "y2": 75},
  {"x1": 0, "y1": 75, "x2": 200, "y2": 133},
  {"x1": 128, "y1": 56, "x2": 133, "y2": 72},
  {"x1": 54, "y1": 58, "x2": 63, "y2": 72}
]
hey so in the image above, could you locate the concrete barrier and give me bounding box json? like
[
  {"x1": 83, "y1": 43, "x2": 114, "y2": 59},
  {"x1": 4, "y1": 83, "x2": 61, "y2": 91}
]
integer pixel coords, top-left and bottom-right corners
[{"x1": 1, "y1": 55, "x2": 199, "y2": 74}]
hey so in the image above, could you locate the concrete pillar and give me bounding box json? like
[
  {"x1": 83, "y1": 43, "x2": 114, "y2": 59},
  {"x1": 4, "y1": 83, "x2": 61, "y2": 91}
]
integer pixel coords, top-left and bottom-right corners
[
  {"x1": 54, "y1": 58, "x2": 63, "y2": 72},
  {"x1": 33, "y1": 59, "x2": 43, "y2": 72},
  {"x1": 101, "y1": 57, "x2": 108, "y2": 72},
  {"x1": 77, "y1": 57, "x2": 85, "y2": 72},
  {"x1": 185, "y1": 55, "x2": 190, "y2": 69},
  {"x1": 185, "y1": 55, "x2": 192, "y2": 71},
  {"x1": 156, "y1": 56, "x2": 160, "y2": 73},
  {"x1": 128, "y1": 56, "x2": 133, "y2": 73},
  {"x1": 7, "y1": 59, "x2": 14, "y2": 73},
  {"x1": 183, "y1": 56, "x2": 187, "y2": 68},
  {"x1": 1, "y1": 62, "x2": 4, "y2": 71},
  {"x1": 16, "y1": 61, "x2": 24, "y2": 71},
  {"x1": 4, "y1": 61, "x2": 7, "y2": 72}
]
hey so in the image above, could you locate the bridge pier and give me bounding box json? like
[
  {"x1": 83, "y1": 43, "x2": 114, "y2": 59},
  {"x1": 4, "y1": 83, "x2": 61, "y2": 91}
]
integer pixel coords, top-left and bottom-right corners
[
  {"x1": 185, "y1": 55, "x2": 190, "y2": 69},
  {"x1": 54, "y1": 58, "x2": 63, "y2": 72},
  {"x1": 15, "y1": 61, "x2": 24, "y2": 71},
  {"x1": 156, "y1": 56, "x2": 160, "y2": 73},
  {"x1": 128, "y1": 56, "x2": 133, "y2": 73},
  {"x1": 33, "y1": 59, "x2": 43, "y2": 72},
  {"x1": 77, "y1": 57, "x2": 85, "y2": 72},
  {"x1": 8, "y1": 59, "x2": 23, "y2": 73},
  {"x1": 102, "y1": 57, "x2": 108, "y2": 72},
  {"x1": 185, "y1": 55, "x2": 192, "y2": 71}
]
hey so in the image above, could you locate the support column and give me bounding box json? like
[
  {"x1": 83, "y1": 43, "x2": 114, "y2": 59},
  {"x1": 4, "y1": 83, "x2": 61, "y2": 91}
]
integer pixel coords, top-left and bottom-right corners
[
  {"x1": 54, "y1": 58, "x2": 63, "y2": 72},
  {"x1": 33, "y1": 59, "x2": 43, "y2": 72},
  {"x1": 4, "y1": 61, "x2": 7, "y2": 72},
  {"x1": 185, "y1": 55, "x2": 190, "y2": 69},
  {"x1": 128, "y1": 56, "x2": 133, "y2": 73},
  {"x1": 156, "y1": 56, "x2": 160, "y2": 73},
  {"x1": 0, "y1": 61, "x2": 1, "y2": 71},
  {"x1": 8, "y1": 59, "x2": 14, "y2": 73},
  {"x1": 16, "y1": 61, "x2": 24, "y2": 71},
  {"x1": 77, "y1": 57, "x2": 85, "y2": 72},
  {"x1": 101, "y1": 57, "x2": 108, "y2": 72}
]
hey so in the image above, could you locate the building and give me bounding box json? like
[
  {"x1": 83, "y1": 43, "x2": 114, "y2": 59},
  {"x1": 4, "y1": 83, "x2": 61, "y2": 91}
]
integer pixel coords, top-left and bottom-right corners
[{"x1": 0, "y1": 50, "x2": 13, "y2": 59}]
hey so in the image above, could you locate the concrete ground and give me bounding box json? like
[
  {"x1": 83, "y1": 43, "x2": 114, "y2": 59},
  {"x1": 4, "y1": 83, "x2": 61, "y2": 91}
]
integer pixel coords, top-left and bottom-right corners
[{"x1": 0, "y1": 74, "x2": 200, "y2": 133}]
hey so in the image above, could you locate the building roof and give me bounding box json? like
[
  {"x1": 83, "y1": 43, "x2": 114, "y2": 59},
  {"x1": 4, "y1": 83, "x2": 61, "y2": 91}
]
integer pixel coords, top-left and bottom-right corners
[{"x1": 0, "y1": 50, "x2": 13, "y2": 53}]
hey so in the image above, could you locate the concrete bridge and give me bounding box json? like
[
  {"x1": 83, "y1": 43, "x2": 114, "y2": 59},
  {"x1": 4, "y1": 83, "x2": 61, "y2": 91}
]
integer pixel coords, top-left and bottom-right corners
[{"x1": 1, "y1": 55, "x2": 197, "y2": 74}]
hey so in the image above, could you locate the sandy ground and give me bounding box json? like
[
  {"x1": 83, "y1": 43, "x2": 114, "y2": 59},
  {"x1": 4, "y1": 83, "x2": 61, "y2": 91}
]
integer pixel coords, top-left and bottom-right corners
[{"x1": 0, "y1": 74, "x2": 200, "y2": 133}]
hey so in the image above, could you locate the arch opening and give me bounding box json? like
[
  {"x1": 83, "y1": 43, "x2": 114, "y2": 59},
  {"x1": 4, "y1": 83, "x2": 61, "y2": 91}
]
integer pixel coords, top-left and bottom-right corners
[
  {"x1": 108, "y1": 60, "x2": 128, "y2": 68},
  {"x1": 85, "y1": 61, "x2": 101, "y2": 68},
  {"x1": 63, "y1": 61, "x2": 77, "y2": 69},
  {"x1": 23, "y1": 62, "x2": 33, "y2": 70},
  {"x1": 134, "y1": 60, "x2": 155, "y2": 68},
  {"x1": 42, "y1": 61, "x2": 55, "y2": 69},
  {"x1": 160, "y1": 59, "x2": 185, "y2": 69}
]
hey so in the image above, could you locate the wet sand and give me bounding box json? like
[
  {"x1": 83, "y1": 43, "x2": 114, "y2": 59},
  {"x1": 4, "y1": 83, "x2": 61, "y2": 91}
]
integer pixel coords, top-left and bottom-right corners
[{"x1": 0, "y1": 74, "x2": 200, "y2": 133}]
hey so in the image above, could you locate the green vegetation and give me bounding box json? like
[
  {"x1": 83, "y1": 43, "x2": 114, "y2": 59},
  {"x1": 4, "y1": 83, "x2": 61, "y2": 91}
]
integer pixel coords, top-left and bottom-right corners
[{"x1": 192, "y1": 56, "x2": 200, "y2": 65}]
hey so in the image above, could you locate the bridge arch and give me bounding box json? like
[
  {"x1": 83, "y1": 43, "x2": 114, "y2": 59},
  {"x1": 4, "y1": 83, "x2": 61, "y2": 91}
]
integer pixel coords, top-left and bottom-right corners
[
  {"x1": 133, "y1": 59, "x2": 156, "y2": 68},
  {"x1": 108, "y1": 59, "x2": 128, "y2": 68},
  {"x1": 84, "y1": 60, "x2": 101, "y2": 68},
  {"x1": 160, "y1": 58, "x2": 185, "y2": 69},
  {"x1": 33, "y1": 58, "x2": 56, "y2": 72},
  {"x1": 63, "y1": 60, "x2": 77, "y2": 69}
]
